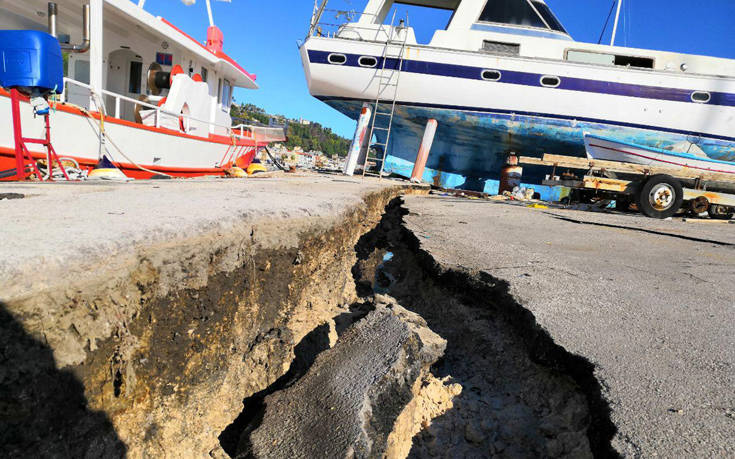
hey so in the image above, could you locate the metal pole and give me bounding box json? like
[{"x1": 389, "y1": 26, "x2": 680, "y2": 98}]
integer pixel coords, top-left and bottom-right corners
[
  {"x1": 89, "y1": 0, "x2": 103, "y2": 111},
  {"x1": 48, "y1": 3, "x2": 57, "y2": 37},
  {"x1": 137, "y1": 0, "x2": 146, "y2": 7},
  {"x1": 10, "y1": 90, "x2": 27, "y2": 180},
  {"x1": 610, "y1": 0, "x2": 622, "y2": 46},
  {"x1": 206, "y1": 0, "x2": 214, "y2": 27}
]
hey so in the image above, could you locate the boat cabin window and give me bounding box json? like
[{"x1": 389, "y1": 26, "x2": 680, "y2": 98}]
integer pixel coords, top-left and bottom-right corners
[
  {"x1": 481, "y1": 69, "x2": 502, "y2": 81},
  {"x1": 614, "y1": 55, "x2": 654, "y2": 69},
  {"x1": 566, "y1": 50, "x2": 654, "y2": 69},
  {"x1": 691, "y1": 91, "x2": 711, "y2": 103},
  {"x1": 221, "y1": 79, "x2": 232, "y2": 108},
  {"x1": 74, "y1": 60, "x2": 90, "y2": 85},
  {"x1": 382, "y1": 3, "x2": 456, "y2": 44},
  {"x1": 531, "y1": 1, "x2": 567, "y2": 33},
  {"x1": 540, "y1": 75, "x2": 560, "y2": 87},
  {"x1": 328, "y1": 53, "x2": 347, "y2": 65},
  {"x1": 359, "y1": 56, "x2": 378, "y2": 67},
  {"x1": 478, "y1": 0, "x2": 546, "y2": 29},
  {"x1": 128, "y1": 61, "x2": 142, "y2": 94},
  {"x1": 201, "y1": 68, "x2": 208, "y2": 83}
]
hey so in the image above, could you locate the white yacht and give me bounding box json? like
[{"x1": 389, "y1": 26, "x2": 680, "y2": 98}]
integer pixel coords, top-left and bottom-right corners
[
  {"x1": 0, "y1": 0, "x2": 284, "y2": 179},
  {"x1": 300, "y1": 0, "x2": 735, "y2": 194}
]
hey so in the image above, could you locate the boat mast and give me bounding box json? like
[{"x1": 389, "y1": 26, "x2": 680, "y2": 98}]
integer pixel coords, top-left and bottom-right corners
[
  {"x1": 89, "y1": 0, "x2": 103, "y2": 111},
  {"x1": 610, "y1": 0, "x2": 622, "y2": 46},
  {"x1": 205, "y1": 0, "x2": 215, "y2": 27}
]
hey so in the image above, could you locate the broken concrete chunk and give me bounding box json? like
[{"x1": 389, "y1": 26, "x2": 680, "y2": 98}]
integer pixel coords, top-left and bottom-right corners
[{"x1": 238, "y1": 296, "x2": 446, "y2": 459}]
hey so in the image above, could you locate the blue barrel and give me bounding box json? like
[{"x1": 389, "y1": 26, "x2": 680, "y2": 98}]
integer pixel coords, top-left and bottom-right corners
[{"x1": 0, "y1": 30, "x2": 64, "y2": 95}]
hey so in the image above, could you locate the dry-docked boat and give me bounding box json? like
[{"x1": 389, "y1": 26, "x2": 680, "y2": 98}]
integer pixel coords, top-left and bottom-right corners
[
  {"x1": 584, "y1": 134, "x2": 735, "y2": 176},
  {"x1": 0, "y1": 0, "x2": 284, "y2": 179},
  {"x1": 301, "y1": 0, "x2": 735, "y2": 194}
]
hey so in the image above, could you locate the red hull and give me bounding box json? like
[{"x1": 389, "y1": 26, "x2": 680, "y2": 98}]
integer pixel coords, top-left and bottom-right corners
[
  {"x1": 0, "y1": 148, "x2": 231, "y2": 180},
  {"x1": 0, "y1": 88, "x2": 267, "y2": 181}
]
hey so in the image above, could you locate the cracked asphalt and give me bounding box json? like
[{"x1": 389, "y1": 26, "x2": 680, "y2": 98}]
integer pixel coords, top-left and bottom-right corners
[{"x1": 403, "y1": 194, "x2": 735, "y2": 457}]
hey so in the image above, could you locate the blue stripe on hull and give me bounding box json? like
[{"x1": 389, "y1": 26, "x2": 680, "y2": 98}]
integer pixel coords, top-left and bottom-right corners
[
  {"x1": 308, "y1": 50, "x2": 735, "y2": 108},
  {"x1": 320, "y1": 98, "x2": 735, "y2": 192}
]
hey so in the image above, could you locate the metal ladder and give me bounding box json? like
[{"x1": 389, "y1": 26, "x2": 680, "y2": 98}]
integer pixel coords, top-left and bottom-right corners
[{"x1": 362, "y1": 12, "x2": 409, "y2": 178}]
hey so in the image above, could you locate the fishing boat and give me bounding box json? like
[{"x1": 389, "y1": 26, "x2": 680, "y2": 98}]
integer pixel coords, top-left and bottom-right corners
[
  {"x1": 0, "y1": 0, "x2": 285, "y2": 179},
  {"x1": 584, "y1": 134, "x2": 735, "y2": 176},
  {"x1": 301, "y1": 0, "x2": 735, "y2": 195}
]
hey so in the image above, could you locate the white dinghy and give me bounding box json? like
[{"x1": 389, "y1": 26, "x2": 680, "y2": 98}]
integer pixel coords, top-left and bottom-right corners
[{"x1": 584, "y1": 134, "x2": 735, "y2": 176}]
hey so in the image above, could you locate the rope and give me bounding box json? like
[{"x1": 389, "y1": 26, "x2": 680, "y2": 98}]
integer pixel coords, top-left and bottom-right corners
[
  {"x1": 83, "y1": 92, "x2": 173, "y2": 178},
  {"x1": 598, "y1": 0, "x2": 617, "y2": 44},
  {"x1": 264, "y1": 145, "x2": 288, "y2": 171}
]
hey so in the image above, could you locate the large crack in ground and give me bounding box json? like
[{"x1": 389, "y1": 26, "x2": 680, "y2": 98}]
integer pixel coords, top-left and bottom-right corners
[
  {"x1": 220, "y1": 197, "x2": 618, "y2": 458},
  {"x1": 2, "y1": 187, "x2": 618, "y2": 457},
  {"x1": 370, "y1": 199, "x2": 618, "y2": 458}
]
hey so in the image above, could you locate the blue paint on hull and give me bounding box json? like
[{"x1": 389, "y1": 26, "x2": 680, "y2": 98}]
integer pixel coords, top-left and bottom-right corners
[{"x1": 321, "y1": 98, "x2": 735, "y2": 194}]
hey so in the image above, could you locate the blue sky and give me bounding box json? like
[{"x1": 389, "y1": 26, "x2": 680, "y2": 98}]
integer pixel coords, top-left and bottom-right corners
[{"x1": 140, "y1": 0, "x2": 735, "y2": 138}]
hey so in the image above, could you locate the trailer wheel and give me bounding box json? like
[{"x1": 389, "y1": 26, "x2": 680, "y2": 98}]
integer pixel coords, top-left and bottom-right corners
[
  {"x1": 637, "y1": 174, "x2": 683, "y2": 219},
  {"x1": 615, "y1": 197, "x2": 632, "y2": 212},
  {"x1": 707, "y1": 205, "x2": 734, "y2": 220}
]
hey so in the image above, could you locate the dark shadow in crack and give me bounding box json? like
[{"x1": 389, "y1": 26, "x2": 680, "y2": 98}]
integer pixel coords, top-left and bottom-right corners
[
  {"x1": 0, "y1": 303, "x2": 127, "y2": 458},
  {"x1": 334, "y1": 301, "x2": 375, "y2": 337},
  {"x1": 219, "y1": 323, "x2": 331, "y2": 457},
  {"x1": 362, "y1": 197, "x2": 622, "y2": 458}
]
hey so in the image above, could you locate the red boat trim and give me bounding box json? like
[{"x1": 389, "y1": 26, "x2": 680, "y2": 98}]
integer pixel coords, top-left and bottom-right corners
[
  {"x1": 0, "y1": 147, "x2": 226, "y2": 179},
  {"x1": 0, "y1": 88, "x2": 257, "y2": 147},
  {"x1": 589, "y1": 143, "x2": 735, "y2": 175}
]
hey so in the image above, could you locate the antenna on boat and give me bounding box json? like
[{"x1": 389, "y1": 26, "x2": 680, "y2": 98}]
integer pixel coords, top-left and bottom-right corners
[
  {"x1": 610, "y1": 0, "x2": 622, "y2": 46},
  {"x1": 205, "y1": 0, "x2": 215, "y2": 27}
]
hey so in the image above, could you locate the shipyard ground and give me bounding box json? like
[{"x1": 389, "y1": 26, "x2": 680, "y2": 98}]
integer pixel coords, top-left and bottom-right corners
[{"x1": 0, "y1": 174, "x2": 733, "y2": 458}]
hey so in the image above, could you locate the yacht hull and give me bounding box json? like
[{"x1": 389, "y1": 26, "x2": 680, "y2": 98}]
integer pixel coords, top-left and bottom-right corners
[{"x1": 302, "y1": 37, "x2": 735, "y2": 194}]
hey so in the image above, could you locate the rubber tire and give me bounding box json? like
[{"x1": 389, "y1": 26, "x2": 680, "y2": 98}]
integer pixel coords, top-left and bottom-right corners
[
  {"x1": 708, "y1": 205, "x2": 734, "y2": 220},
  {"x1": 637, "y1": 174, "x2": 683, "y2": 219}
]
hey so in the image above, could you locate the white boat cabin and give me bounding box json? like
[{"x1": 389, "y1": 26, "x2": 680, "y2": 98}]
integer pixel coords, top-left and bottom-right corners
[
  {"x1": 0, "y1": 0, "x2": 257, "y2": 136},
  {"x1": 329, "y1": 0, "x2": 735, "y2": 78}
]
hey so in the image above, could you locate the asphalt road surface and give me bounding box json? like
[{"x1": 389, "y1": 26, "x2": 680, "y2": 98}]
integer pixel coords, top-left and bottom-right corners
[{"x1": 403, "y1": 194, "x2": 735, "y2": 457}]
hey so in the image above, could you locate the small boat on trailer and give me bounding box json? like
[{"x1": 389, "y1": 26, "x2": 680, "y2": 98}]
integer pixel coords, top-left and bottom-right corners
[
  {"x1": 522, "y1": 152, "x2": 735, "y2": 219},
  {"x1": 0, "y1": 0, "x2": 285, "y2": 180},
  {"x1": 584, "y1": 134, "x2": 735, "y2": 177}
]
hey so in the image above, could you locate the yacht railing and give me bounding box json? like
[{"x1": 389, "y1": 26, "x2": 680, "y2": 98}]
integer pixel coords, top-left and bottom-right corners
[
  {"x1": 59, "y1": 77, "x2": 285, "y2": 142},
  {"x1": 308, "y1": 3, "x2": 407, "y2": 42}
]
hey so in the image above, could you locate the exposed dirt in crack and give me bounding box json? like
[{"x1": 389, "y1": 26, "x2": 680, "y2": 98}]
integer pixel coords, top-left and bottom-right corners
[
  {"x1": 1, "y1": 185, "x2": 427, "y2": 458},
  {"x1": 353, "y1": 198, "x2": 619, "y2": 458},
  {"x1": 218, "y1": 197, "x2": 618, "y2": 458}
]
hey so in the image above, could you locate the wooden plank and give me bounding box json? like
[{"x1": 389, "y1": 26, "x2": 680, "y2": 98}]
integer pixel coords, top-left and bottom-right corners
[
  {"x1": 582, "y1": 176, "x2": 631, "y2": 193},
  {"x1": 519, "y1": 153, "x2": 735, "y2": 184},
  {"x1": 518, "y1": 156, "x2": 547, "y2": 166},
  {"x1": 682, "y1": 189, "x2": 735, "y2": 207},
  {"x1": 682, "y1": 218, "x2": 731, "y2": 224}
]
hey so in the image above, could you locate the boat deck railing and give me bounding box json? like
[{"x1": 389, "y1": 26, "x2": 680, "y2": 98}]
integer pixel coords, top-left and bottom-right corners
[
  {"x1": 59, "y1": 78, "x2": 285, "y2": 143},
  {"x1": 307, "y1": 2, "x2": 408, "y2": 42}
]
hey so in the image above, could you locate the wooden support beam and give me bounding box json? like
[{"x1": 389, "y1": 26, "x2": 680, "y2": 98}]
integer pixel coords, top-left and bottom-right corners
[{"x1": 519, "y1": 154, "x2": 735, "y2": 184}]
